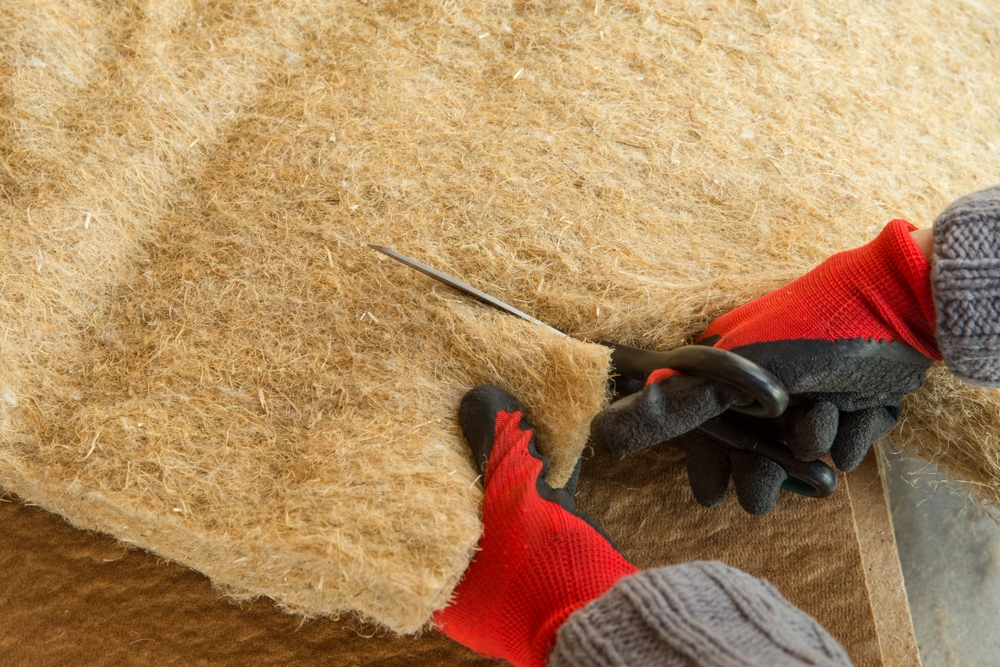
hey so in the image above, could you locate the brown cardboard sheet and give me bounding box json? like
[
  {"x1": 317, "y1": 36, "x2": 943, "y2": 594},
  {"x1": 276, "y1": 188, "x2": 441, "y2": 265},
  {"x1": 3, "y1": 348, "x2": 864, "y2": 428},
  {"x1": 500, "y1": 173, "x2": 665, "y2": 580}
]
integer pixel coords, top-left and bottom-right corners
[
  {"x1": 575, "y1": 445, "x2": 881, "y2": 666},
  {"x1": 0, "y1": 445, "x2": 916, "y2": 666}
]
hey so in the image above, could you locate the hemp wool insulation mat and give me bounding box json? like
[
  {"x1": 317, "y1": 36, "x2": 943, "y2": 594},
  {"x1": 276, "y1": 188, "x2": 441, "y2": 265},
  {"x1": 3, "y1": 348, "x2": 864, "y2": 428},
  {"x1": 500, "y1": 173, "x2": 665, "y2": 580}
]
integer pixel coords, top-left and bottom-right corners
[{"x1": 1, "y1": 0, "x2": 999, "y2": 633}]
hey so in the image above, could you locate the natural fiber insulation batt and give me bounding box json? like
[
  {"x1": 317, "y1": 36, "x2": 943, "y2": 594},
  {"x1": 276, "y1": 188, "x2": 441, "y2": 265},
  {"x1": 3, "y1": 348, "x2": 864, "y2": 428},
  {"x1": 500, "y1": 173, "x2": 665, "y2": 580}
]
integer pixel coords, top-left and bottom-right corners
[
  {"x1": 0, "y1": 0, "x2": 612, "y2": 632},
  {"x1": 1, "y1": 0, "x2": 999, "y2": 631}
]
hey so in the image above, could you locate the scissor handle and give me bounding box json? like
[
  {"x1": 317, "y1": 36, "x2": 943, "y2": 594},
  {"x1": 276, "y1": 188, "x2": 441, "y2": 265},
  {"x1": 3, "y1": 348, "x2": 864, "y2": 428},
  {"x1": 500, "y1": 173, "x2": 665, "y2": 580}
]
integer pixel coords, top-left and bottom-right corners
[
  {"x1": 696, "y1": 415, "x2": 839, "y2": 498},
  {"x1": 600, "y1": 342, "x2": 789, "y2": 418}
]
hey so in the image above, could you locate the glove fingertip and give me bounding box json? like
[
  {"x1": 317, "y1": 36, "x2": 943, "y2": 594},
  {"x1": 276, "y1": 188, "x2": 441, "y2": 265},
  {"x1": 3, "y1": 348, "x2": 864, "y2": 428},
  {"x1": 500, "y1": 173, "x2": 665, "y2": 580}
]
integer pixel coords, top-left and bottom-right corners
[
  {"x1": 784, "y1": 401, "x2": 839, "y2": 461},
  {"x1": 731, "y1": 452, "x2": 787, "y2": 515},
  {"x1": 684, "y1": 434, "x2": 731, "y2": 508},
  {"x1": 590, "y1": 384, "x2": 670, "y2": 455},
  {"x1": 459, "y1": 385, "x2": 529, "y2": 477},
  {"x1": 593, "y1": 376, "x2": 742, "y2": 456},
  {"x1": 692, "y1": 484, "x2": 728, "y2": 509},
  {"x1": 831, "y1": 407, "x2": 898, "y2": 472}
]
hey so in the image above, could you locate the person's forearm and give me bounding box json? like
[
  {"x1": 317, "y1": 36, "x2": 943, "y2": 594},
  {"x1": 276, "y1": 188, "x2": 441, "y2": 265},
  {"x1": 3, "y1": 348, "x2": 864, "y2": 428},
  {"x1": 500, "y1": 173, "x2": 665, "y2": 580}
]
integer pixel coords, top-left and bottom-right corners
[
  {"x1": 910, "y1": 228, "x2": 933, "y2": 260},
  {"x1": 928, "y1": 186, "x2": 1000, "y2": 388},
  {"x1": 549, "y1": 562, "x2": 853, "y2": 667}
]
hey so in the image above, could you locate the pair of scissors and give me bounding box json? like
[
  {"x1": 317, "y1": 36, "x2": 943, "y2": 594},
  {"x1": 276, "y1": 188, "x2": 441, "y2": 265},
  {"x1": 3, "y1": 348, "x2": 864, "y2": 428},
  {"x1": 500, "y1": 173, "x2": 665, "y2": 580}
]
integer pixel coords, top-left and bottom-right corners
[{"x1": 369, "y1": 245, "x2": 838, "y2": 498}]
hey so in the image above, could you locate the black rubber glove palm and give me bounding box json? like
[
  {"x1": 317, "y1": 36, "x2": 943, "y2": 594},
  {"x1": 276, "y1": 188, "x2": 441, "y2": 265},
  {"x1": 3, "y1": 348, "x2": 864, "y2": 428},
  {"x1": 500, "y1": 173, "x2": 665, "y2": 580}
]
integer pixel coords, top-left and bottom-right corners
[{"x1": 592, "y1": 221, "x2": 941, "y2": 514}]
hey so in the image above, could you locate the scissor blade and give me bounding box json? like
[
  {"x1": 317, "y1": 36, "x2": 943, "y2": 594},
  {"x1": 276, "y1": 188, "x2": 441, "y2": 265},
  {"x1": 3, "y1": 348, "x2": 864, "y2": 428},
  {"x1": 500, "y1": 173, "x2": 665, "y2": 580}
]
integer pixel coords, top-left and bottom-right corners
[{"x1": 368, "y1": 245, "x2": 566, "y2": 337}]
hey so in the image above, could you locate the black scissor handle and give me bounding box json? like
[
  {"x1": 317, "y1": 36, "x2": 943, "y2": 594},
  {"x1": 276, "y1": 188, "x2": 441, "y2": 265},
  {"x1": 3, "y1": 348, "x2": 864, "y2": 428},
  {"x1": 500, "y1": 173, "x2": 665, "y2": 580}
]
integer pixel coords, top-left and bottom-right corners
[
  {"x1": 600, "y1": 342, "x2": 789, "y2": 418},
  {"x1": 598, "y1": 341, "x2": 836, "y2": 498},
  {"x1": 696, "y1": 415, "x2": 838, "y2": 498}
]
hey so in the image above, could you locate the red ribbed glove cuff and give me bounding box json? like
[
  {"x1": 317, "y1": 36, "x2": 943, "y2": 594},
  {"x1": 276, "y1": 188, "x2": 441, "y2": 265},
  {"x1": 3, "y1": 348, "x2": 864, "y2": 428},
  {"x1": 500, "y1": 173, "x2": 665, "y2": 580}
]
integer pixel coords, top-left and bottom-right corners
[{"x1": 700, "y1": 219, "x2": 941, "y2": 358}]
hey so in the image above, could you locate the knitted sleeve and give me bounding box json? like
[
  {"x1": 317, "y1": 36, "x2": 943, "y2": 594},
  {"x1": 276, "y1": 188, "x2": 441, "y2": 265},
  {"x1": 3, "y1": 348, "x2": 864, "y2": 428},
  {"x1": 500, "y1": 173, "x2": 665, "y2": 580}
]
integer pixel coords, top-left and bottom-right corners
[
  {"x1": 931, "y1": 185, "x2": 1000, "y2": 388},
  {"x1": 547, "y1": 561, "x2": 852, "y2": 667}
]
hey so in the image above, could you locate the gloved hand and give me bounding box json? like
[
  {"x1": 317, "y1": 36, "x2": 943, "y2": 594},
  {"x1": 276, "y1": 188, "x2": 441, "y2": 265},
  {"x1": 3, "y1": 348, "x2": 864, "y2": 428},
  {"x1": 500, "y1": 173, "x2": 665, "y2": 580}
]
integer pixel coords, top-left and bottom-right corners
[
  {"x1": 435, "y1": 385, "x2": 637, "y2": 667},
  {"x1": 592, "y1": 220, "x2": 941, "y2": 514}
]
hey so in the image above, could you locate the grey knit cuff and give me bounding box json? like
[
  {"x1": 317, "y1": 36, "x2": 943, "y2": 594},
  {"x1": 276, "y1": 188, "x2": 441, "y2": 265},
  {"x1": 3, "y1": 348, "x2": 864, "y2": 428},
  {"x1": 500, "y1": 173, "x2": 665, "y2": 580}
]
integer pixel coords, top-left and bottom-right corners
[
  {"x1": 548, "y1": 561, "x2": 852, "y2": 667},
  {"x1": 932, "y1": 186, "x2": 1000, "y2": 388}
]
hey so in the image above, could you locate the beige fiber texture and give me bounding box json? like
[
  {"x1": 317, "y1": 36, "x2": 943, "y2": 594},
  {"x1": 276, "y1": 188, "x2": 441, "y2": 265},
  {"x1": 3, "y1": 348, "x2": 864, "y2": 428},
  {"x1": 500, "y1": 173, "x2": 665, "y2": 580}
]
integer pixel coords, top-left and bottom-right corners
[{"x1": 2, "y1": 0, "x2": 999, "y2": 631}]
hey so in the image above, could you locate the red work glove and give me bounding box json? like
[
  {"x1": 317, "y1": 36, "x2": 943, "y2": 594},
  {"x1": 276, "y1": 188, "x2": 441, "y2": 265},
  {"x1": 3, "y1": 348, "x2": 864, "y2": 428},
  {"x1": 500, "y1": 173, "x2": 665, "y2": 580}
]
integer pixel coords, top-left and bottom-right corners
[
  {"x1": 436, "y1": 386, "x2": 637, "y2": 667},
  {"x1": 592, "y1": 220, "x2": 941, "y2": 514}
]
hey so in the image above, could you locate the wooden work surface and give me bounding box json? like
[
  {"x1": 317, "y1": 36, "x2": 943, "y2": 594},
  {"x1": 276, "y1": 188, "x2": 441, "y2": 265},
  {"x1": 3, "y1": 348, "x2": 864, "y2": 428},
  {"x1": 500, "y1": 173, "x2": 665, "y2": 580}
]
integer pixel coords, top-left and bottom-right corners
[
  {"x1": 848, "y1": 451, "x2": 922, "y2": 667},
  {"x1": 0, "y1": 446, "x2": 918, "y2": 667}
]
